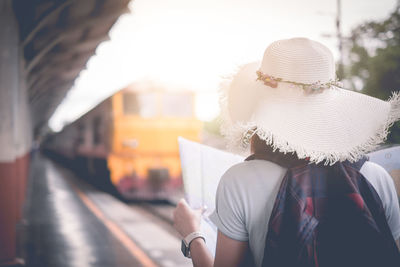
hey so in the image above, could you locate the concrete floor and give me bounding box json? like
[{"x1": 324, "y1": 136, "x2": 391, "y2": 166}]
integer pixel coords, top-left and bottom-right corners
[{"x1": 18, "y1": 154, "x2": 192, "y2": 267}]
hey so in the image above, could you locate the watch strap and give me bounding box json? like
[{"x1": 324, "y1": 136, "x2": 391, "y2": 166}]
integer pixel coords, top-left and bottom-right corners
[
  {"x1": 183, "y1": 231, "x2": 206, "y2": 246},
  {"x1": 181, "y1": 232, "x2": 206, "y2": 258}
]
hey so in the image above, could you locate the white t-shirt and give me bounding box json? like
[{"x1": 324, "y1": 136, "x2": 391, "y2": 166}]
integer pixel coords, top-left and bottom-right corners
[{"x1": 209, "y1": 160, "x2": 400, "y2": 267}]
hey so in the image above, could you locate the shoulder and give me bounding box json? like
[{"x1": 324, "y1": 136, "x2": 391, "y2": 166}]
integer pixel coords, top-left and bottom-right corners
[
  {"x1": 360, "y1": 161, "x2": 394, "y2": 191},
  {"x1": 216, "y1": 160, "x2": 287, "y2": 204},
  {"x1": 361, "y1": 161, "x2": 390, "y2": 177},
  {"x1": 211, "y1": 159, "x2": 287, "y2": 241},
  {"x1": 219, "y1": 159, "x2": 287, "y2": 188},
  {"x1": 361, "y1": 161, "x2": 400, "y2": 240},
  {"x1": 361, "y1": 161, "x2": 398, "y2": 213}
]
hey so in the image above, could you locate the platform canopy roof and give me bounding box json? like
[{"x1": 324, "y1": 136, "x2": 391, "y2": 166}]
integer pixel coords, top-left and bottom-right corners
[{"x1": 12, "y1": 0, "x2": 130, "y2": 137}]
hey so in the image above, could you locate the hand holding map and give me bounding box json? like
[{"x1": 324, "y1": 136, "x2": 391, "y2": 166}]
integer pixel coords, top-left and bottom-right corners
[{"x1": 178, "y1": 137, "x2": 244, "y2": 254}]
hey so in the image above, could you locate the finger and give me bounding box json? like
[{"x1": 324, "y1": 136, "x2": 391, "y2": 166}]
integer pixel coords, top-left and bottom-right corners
[
  {"x1": 178, "y1": 198, "x2": 186, "y2": 205},
  {"x1": 177, "y1": 198, "x2": 187, "y2": 208}
]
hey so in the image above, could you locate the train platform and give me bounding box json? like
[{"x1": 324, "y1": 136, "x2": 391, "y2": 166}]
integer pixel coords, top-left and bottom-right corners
[{"x1": 18, "y1": 154, "x2": 192, "y2": 267}]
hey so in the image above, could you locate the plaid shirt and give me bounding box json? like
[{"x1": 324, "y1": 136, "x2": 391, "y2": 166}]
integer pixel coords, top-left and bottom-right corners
[{"x1": 246, "y1": 152, "x2": 400, "y2": 267}]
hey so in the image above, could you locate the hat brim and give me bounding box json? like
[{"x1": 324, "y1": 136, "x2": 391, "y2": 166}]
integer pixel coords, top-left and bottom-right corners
[{"x1": 220, "y1": 64, "x2": 400, "y2": 164}]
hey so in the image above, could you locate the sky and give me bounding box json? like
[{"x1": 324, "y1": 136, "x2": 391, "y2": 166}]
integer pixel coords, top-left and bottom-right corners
[{"x1": 49, "y1": 0, "x2": 398, "y2": 131}]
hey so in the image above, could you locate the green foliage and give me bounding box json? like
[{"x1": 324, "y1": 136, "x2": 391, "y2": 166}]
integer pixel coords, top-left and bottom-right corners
[
  {"x1": 203, "y1": 115, "x2": 223, "y2": 136},
  {"x1": 347, "y1": 6, "x2": 400, "y2": 144}
]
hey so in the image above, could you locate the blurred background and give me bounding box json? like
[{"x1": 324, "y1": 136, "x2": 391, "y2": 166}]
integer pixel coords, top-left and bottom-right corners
[{"x1": 0, "y1": 0, "x2": 399, "y2": 266}]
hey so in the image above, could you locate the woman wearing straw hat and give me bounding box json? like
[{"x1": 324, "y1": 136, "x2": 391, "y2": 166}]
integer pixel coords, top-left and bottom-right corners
[{"x1": 173, "y1": 37, "x2": 400, "y2": 267}]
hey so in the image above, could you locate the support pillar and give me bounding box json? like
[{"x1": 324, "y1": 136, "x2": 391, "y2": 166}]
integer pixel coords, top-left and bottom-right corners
[
  {"x1": 0, "y1": 1, "x2": 25, "y2": 265},
  {"x1": 15, "y1": 46, "x2": 32, "y2": 222}
]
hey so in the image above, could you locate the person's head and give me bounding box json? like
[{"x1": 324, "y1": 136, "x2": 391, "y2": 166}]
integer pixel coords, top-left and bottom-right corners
[{"x1": 220, "y1": 37, "x2": 400, "y2": 164}]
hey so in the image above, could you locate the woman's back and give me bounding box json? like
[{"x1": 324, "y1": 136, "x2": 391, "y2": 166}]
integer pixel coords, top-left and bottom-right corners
[{"x1": 210, "y1": 160, "x2": 400, "y2": 267}]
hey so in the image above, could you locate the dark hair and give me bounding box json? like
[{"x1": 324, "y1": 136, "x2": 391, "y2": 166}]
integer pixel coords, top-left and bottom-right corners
[
  {"x1": 250, "y1": 133, "x2": 272, "y2": 154},
  {"x1": 250, "y1": 133, "x2": 305, "y2": 167}
]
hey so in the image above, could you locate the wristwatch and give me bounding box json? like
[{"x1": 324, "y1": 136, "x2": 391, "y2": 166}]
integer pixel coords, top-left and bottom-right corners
[{"x1": 181, "y1": 231, "x2": 206, "y2": 258}]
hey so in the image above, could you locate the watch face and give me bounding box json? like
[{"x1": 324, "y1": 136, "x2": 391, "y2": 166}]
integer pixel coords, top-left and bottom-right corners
[{"x1": 181, "y1": 240, "x2": 190, "y2": 258}]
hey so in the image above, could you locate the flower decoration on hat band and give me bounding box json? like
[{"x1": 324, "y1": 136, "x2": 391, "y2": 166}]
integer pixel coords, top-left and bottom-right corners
[
  {"x1": 242, "y1": 127, "x2": 257, "y2": 147},
  {"x1": 256, "y1": 70, "x2": 342, "y2": 93}
]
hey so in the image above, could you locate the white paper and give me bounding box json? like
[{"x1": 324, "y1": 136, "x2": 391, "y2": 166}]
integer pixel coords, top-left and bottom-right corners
[
  {"x1": 368, "y1": 146, "x2": 400, "y2": 173},
  {"x1": 178, "y1": 137, "x2": 244, "y2": 255}
]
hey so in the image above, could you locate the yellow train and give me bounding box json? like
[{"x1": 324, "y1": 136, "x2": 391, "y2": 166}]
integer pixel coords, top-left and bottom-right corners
[{"x1": 44, "y1": 83, "x2": 202, "y2": 199}]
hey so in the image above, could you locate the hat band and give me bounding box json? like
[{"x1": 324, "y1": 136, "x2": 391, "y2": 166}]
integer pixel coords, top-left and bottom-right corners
[{"x1": 256, "y1": 71, "x2": 342, "y2": 93}]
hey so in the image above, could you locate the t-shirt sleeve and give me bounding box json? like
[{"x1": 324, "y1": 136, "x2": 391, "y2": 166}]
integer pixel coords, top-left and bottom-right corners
[
  {"x1": 362, "y1": 162, "x2": 400, "y2": 240},
  {"x1": 381, "y1": 171, "x2": 400, "y2": 240},
  {"x1": 209, "y1": 168, "x2": 249, "y2": 241}
]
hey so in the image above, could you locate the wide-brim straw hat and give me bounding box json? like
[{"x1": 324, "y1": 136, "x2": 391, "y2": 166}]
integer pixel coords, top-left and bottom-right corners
[{"x1": 220, "y1": 37, "x2": 400, "y2": 164}]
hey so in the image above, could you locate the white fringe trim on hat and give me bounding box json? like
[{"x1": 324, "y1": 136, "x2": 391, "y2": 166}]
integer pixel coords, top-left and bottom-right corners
[{"x1": 220, "y1": 88, "x2": 400, "y2": 165}]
